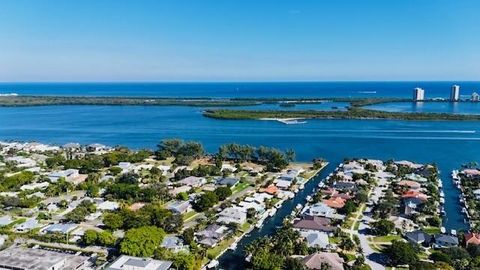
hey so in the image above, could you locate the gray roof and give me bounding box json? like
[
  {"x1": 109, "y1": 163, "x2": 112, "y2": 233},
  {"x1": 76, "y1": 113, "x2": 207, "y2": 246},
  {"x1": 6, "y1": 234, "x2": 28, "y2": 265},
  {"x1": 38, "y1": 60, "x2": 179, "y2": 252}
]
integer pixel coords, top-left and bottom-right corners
[
  {"x1": 216, "y1": 177, "x2": 239, "y2": 186},
  {"x1": 404, "y1": 230, "x2": 430, "y2": 243},
  {"x1": 435, "y1": 234, "x2": 459, "y2": 245}
]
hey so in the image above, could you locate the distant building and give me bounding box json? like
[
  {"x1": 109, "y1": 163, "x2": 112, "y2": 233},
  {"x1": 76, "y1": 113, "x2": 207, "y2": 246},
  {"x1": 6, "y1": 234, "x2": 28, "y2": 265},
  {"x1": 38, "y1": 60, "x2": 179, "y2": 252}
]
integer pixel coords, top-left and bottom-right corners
[
  {"x1": 0, "y1": 246, "x2": 91, "y2": 270},
  {"x1": 451, "y1": 84, "x2": 460, "y2": 101},
  {"x1": 413, "y1": 87, "x2": 425, "y2": 101},
  {"x1": 472, "y1": 92, "x2": 480, "y2": 102}
]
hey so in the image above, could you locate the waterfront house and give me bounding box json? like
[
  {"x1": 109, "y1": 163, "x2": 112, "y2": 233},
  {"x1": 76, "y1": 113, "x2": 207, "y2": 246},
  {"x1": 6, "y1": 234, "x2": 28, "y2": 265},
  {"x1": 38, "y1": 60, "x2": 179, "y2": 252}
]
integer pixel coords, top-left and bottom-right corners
[
  {"x1": 293, "y1": 216, "x2": 335, "y2": 232},
  {"x1": 404, "y1": 230, "x2": 432, "y2": 246},
  {"x1": 302, "y1": 252, "x2": 345, "y2": 270},
  {"x1": 216, "y1": 207, "x2": 247, "y2": 225},
  {"x1": 196, "y1": 224, "x2": 230, "y2": 247},
  {"x1": 86, "y1": 143, "x2": 108, "y2": 152},
  {"x1": 166, "y1": 200, "x2": 192, "y2": 214},
  {"x1": 261, "y1": 184, "x2": 279, "y2": 195},
  {"x1": 401, "y1": 190, "x2": 428, "y2": 201},
  {"x1": 395, "y1": 160, "x2": 423, "y2": 169},
  {"x1": 161, "y1": 236, "x2": 188, "y2": 252},
  {"x1": 434, "y1": 234, "x2": 459, "y2": 248},
  {"x1": 300, "y1": 230, "x2": 330, "y2": 249},
  {"x1": 473, "y1": 189, "x2": 480, "y2": 200},
  {"x1": 465, "y1": 233, "x2": 480, "y2": 246},
  {"x1": 333, "y1": 181, "x2": 357, "y2": 192},
  {"x1": 405, "y1": 173, "x2": 428, "y2": 183},
  {"x1": 107, "y1": 255, "x2": 172, "y2": 270},
  {"x1": 178, "y1": 176, "x2": 206, "y2": 187},
  {"x1": 323, "y1": 197, "x2": 346, "y2": 209},
  {"x1": 304, "y1": 202, "x2": 336, "y2": 218},
  {"x1": 397, "y1": 180, "x2": 421, "y2": 190},
  {"x1": 118, "y1": 162, "x2": 133, "y2": 173},
  {"x1": 462, "y1": 169, "x2": 480, "y2": 179},
  {"x1": 216, "y1": 177, "x2": 239, "y2": 187},
  {"x1": 275, "y1": 179, "x2": 292, "y2": 189}
]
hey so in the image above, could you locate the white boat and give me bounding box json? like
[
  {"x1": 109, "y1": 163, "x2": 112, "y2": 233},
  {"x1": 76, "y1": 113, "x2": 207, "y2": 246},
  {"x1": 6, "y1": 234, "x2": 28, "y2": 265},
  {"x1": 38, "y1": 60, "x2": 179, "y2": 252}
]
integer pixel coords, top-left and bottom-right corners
[
  {"x1": 295, "y1": 204, "x2": 303, "y2": 210},
  {"x1": 269, "y1": 208, "x2": 277, "y2": 217},
  {"x1": 440, "y1": 198, "x2": 445, "y2": 204},
  {"x1": 440, "y1": 191, "x2": 445, "y2": 198},
  {"x1": 441, "y1": 227, "x2": 446, "y2": 234},
  {"x1": 306, "y1": 195, "x2": 313, "y2": 202},
  {"x1": 207, "y1": 260, "x2": 219, "y2": 269},
  {"x1": 451, "y1": 230, "x2": 457, "y2": 236}
]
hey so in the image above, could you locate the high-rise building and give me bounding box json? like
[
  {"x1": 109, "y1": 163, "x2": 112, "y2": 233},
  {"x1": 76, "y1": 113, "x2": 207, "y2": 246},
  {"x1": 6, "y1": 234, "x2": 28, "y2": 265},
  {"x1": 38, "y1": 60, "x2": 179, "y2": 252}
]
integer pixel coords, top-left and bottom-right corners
[
  {"x1": 472, "y1": 92, "x2": 479, "y2": 102},
  {"x1": 451, "y1": 85, "x2": 460, "y2": 101},
  {"x1": 413, "y1": 87, "x2": 425, "y2": 101}
]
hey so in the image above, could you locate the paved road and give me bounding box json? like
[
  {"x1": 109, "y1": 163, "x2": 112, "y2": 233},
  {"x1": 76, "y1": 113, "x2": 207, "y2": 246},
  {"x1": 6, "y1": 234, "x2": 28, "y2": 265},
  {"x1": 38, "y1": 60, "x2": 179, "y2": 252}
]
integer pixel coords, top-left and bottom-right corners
[{"x1": 357, "y1": 223, "x2": 387, "y2": 270}]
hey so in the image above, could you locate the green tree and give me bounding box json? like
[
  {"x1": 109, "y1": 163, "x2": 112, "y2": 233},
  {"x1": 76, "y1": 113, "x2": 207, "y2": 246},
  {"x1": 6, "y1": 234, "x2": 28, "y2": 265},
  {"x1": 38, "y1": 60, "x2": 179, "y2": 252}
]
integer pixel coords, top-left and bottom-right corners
[
  {"x1": 386, "y1": 240, "x2": 418, "y2": 266},
  {"x1": 371, "y1": 219, "x2": 395, "y2": 236},
  {"x1": 103, "y1": 212, "x2": 124, "y2": 230},
  {"x1": 120, "y1": 226, "x2": 165, "y2": 257},
  {"x1": 82, "y1": 230, "x2": 98, "y2": 245},
  {"x1": 214, "y1": 186, "x2": 232, "y2": 201},
  {"x1": 192, "y1": 191, "x2": 219, "y2": 212}
]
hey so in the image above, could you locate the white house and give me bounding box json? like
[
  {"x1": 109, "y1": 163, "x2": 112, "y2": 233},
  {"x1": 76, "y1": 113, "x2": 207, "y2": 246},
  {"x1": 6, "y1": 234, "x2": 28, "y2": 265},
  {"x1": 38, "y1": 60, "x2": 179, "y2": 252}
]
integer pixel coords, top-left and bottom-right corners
[{"x1": 217, "y1": 207, "x2": 247, "y2": 225}]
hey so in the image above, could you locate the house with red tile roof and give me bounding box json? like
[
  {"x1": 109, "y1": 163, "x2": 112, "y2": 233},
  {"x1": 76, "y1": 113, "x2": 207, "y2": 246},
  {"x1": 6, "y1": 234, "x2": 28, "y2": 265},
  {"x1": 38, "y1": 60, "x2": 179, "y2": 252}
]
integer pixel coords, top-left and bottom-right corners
[
  {"x1": 397, "y1": 180, "x2": 421, "y2": 189},
  {"x1": 323, "y1": 197, "x2": 346, "y2": 209},
  {"x1": 465, "y1": 233, "x2": 480, "y2": 246},
  {"x1": 401, "y1": 190, "x2": 428, "y2": 201}
]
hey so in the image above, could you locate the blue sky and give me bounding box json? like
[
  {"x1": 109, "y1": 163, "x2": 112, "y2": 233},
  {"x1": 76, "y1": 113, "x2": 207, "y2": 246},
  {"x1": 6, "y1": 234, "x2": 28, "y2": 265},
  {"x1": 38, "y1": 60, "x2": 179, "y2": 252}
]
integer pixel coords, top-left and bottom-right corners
[{"x1": 0, "y1": 0, "x2": 479, "y2": 81}]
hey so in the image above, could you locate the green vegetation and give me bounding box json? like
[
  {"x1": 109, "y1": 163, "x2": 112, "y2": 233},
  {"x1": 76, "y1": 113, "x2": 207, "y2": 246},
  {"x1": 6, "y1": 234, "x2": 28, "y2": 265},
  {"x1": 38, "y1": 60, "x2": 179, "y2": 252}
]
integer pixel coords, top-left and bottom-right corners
[{"x1": 120, "y1": 226, "x2": 165, "y2": 257}]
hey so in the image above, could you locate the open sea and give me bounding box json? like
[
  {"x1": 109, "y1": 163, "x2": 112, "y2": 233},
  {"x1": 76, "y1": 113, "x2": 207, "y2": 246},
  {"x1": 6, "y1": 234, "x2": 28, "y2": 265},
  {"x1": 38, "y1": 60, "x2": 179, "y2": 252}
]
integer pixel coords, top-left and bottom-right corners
[{"x1": 0, "y1": 81, "x2": 478, "y2": 269}]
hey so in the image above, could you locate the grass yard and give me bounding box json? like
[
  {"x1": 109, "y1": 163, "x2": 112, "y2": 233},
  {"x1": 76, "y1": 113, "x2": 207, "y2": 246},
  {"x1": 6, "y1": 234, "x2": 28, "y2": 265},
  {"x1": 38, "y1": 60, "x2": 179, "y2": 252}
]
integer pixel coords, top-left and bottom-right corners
[
  {"x1": 232, "y1": 181, "x2": 251, "y2": 194},
  {"x1": 371, "y1": 235, "x2": 402, "y2": 243}
]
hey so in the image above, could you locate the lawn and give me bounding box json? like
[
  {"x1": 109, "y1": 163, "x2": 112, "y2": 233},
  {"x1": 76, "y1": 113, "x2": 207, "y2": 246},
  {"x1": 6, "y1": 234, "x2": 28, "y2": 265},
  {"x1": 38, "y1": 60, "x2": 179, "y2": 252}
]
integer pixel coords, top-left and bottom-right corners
[
  {"x1": 207, "y1": 236, "x2": 236, "y2": 259},
  {"x1": 423, "y1": 226, "x2": 441, "y2": 235},
  {"x1": 371, "y1": 235, "x2": 401, "y2": 243},
  {"x1": 232, "y1": 181, "x2": 251, "y2": 194},
  {"x1": 182, "y1": 210, "x2": 198, "y2": 221}
]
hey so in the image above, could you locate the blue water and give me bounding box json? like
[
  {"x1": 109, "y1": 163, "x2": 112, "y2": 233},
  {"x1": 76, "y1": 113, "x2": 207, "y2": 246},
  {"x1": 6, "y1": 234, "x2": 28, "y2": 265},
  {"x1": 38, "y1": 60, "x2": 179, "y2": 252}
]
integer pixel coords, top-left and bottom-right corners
[
  {"x1": 0, "y1": 82, "x2": 476, "y2": 268},
  {"x1": 1, "y1": 81, "x2": 480, "y2": 98},
  {"x1": 367, "y1": 101, "x2": 480, "y2": 114}
]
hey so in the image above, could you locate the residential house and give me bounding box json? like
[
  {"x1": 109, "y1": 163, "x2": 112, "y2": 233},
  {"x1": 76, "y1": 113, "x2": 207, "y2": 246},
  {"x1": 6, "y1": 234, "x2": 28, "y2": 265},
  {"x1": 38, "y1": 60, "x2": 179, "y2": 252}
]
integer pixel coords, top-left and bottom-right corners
[
  {"x1": 0, "y1": 246, "x2": 91, "y2": 270},
  {"x1": 333, "y1": 181, "x2": 357, "y2": 192},
  {"x1": 401, "y1": 190, "x2": 428, "y2": 202},
  {"x1": 404, "y1": 230, "x2": 432, "y2": 246},
  {"x1": 166, "y1": 200, "x2": 192, "y2": 214},
  {"x1": 302, "y1": 252, "x2": 345, "y2": 270},
  {"x1": 434, "y1": 234, "x2": 459, "y2": 248},
  {"x1": 216, "y1": 177, "x2": 239, "y2": 187},
  {"x1": 300, "y1": 230, "x2": 331, "y2": 249},
  {"x1": 473, "y1": 189, "x2": 480, "y2": 200},
  {"x1": 41, "y1": 223, "x2": 78, "y2": 235},
  {"x1": 397, "y1": 180, "x2": 421, "y2": 190},
  {"x1": 161, "y1": 236, "x2": 188, "y2": 252},
  {"x1": 15, "y1": 218, "x2": 40, "y2": 232},
  {"x1": 0, "y1": 215, "x2": 13, "y2": 227},
  {"x1": 304, "y1": 203, "x2": 336, "y2": 218},
  {"x1": 293, "y1": 216, "x2": 336, "y2": 233},
  {"x1": 178, "y1": 176, "x2": 206, "y2": 188},
  {"x1": 217, "y1": 207, "x2": 247, "y2": 225},
  {"x1": 465, "y1": 233, "x2": 480, "y2": 246},
  {"x1": 323, "y1": 197, "x2": 346, "y2": 209},
  {"x1": 196, "y1": 224, "x2": 230, "y2": 247},
  {"x1": 107, "y1": 255, "x2": 172, "y2": 270}
]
